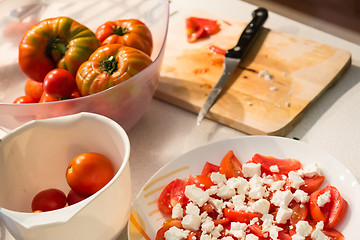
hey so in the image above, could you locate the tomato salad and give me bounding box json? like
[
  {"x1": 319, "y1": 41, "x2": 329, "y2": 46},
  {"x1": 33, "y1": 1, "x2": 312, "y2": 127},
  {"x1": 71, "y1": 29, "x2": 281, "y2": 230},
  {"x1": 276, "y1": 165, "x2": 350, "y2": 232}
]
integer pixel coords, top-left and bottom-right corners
[{"x1": 156, "y1": 151, "x2": 347, "y2": 240}]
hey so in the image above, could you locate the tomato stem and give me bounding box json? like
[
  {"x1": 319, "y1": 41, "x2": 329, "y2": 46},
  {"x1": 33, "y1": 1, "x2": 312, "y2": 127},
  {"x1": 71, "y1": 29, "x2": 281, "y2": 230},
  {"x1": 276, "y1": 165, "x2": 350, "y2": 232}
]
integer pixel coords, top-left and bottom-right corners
[
  {"x1": 100, "y1": 56, "x2": 118, "y2": 75},
  {"x1": 113, "y1": 26, "x2": 129, "y2": 36},
  {"x1": 46, "y1": 36, "x2": 68, "y2": 62}
]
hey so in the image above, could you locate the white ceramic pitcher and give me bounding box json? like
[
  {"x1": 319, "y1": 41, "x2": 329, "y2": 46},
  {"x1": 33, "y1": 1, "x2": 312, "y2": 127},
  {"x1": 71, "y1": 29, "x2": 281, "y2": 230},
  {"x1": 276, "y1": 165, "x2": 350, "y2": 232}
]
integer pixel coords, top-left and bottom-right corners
[{"x1": 0, "y1": 112, "x2": 131, "y2": 240}]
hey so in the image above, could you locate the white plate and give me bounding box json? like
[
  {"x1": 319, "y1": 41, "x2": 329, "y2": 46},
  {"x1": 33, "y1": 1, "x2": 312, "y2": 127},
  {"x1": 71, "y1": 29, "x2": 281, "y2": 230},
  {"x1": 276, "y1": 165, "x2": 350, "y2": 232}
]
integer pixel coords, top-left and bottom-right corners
[{"x1": 127, "y1": 136, "x2": 360, "y2": 239}]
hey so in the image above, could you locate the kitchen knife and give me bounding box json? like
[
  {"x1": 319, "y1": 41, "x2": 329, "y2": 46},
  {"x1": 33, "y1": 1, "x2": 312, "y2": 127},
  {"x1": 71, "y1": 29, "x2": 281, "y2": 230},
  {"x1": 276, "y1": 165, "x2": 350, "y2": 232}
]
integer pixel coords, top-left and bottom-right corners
[{"x1": 196, "y1": 7, "x2": 268, "y2": 125}]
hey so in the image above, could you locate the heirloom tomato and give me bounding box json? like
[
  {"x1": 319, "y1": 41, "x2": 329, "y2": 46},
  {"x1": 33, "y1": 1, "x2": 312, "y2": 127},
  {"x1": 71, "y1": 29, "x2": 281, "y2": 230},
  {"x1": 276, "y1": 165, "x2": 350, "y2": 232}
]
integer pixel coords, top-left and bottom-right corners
[
  {"x1": 31, "y1": 188, "x2": 67, "y2": 212},
  {"x1": 76, "y1": 44, "x2": 152, "y2": 96},
  {"x1": 19, "y1": 16, "x2": 100, "y2": 82},
  {"x1": 95, "y1": 19, "x2": 153, "y2": 56},
  {"x1": 66, "y1": 152, "x2": 115, "y2": 196}
]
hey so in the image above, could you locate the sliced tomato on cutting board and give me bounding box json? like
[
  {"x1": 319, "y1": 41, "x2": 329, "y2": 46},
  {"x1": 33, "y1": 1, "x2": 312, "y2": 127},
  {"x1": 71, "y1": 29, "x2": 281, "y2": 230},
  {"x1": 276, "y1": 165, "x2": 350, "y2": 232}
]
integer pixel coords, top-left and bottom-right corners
[{"x1": 186, "y1": 17, "x2": 220, "y2": 43}]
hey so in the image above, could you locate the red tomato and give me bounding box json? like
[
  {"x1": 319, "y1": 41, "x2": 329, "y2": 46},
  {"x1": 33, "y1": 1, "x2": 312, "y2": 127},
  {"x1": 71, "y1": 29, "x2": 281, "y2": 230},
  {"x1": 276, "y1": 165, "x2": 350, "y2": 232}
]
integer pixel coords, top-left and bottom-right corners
[
  {"x1": 67, "y1": 189, "x2": 89, "y2": 206},
  {"x1": 43, "y1": 68, "x2": 76, "y2": 99},
  {"x1": 31, "y1": 188, "x2": 67, "y2": 212},
  {"x1": 322, "y1": 228, "x2": 345, "y2": 240},
  {"x1": 300, "y1": 175, "x2": 325, "y2": 194},
  {"x1": 38, "y1": 92, "x2": 59, "y2": 103},
  {"x1": 251, "y1": 154, "x2": 302, "y2": 175},
  {"x1": 201, "y1": 162, "x2": 220, "y2": 176},
  {"x1": 66, "y1": 152, "x2": 115, "y2": 196},
  {"x1": 25, "y1": 78, "x2": 43, "y2": 102},
  {"x1": 248, "y1": 223, "x2": 266, "y2": 238},
  {"x1": 309, "y1": 185, "x2": 348, "y2": 228},
  {"x1": 155, "y1": 218, "x2": 183, "y2": 240},
  {"x1": 219, "y1": 150, "x2": 243, "y2": 179},
  {"x1": 158, "y1": 179, "x2": 188, "y2": 215},
  {"x1": 32, "y1": 210, "x2": 43, "y2": 213},
  {"x1": 223, "y1": 208, "x2": 262, "y2": 224},
  {"x1": 13, "y1": 95, "x2": 36, "y2": 104},
  {"x1": 186, "y1": 17, "x2": 220, "y2": 43},
  {"x1": 192, "y1": 174, "x2": 214, "y2": 190},
  {"x1": 289, "y1": 202, "x2": 308, "y2": 226}
]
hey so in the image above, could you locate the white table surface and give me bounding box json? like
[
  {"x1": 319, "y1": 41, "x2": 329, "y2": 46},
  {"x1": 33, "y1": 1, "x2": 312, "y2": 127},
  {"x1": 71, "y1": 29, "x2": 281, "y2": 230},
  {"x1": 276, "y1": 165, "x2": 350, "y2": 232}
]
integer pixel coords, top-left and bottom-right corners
[{"x1": 2, "y1": 0, "x2": 360, "y2": 239}]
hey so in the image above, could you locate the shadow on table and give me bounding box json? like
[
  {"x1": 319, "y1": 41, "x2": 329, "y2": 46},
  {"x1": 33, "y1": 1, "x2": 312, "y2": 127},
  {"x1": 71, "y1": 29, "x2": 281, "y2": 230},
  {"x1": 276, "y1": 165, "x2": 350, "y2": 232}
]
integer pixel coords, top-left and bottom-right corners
[{"x1": 287, "y1": 64, "x2": 360, "y2": 139}]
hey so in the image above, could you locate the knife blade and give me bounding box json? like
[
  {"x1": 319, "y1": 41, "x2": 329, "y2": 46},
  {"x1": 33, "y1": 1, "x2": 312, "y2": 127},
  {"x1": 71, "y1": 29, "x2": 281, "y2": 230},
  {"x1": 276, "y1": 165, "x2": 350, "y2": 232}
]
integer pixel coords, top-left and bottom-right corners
[{"x1": 196, "y1": 7, "x2": 268, "y2": 125}]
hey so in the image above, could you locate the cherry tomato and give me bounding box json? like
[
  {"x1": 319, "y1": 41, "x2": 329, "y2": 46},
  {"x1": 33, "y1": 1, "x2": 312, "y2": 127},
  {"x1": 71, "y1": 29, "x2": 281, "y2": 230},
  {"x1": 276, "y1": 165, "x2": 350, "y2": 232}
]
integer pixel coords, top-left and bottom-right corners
[
  {"x1": 322, "y1": 228, "x2": 345, "y2": 240},
  {"x1": 157, "y1": 179, "x2": 188, "y2": 215},
  {"x1": 289, "y1": 202, "x2": 309, "y2": 226},
  {"x1": 251, "y1": 154, "x2": 302, "y2": 175},
  {"x1": 31, "y1": 188, "x2": 67, "y2": 212},
  {"x1": 223, "y1": 208, "x2": 262, "y2": 224},
  {"x1": 309, "y1": 185, "x2": 348, "y2": 228},
  {"x1": 43, "y1": 68, "x2": 76, "y2": 99},
  {"x1": 38, "y1": 92, "x2": 59, "y2": 103},
  {"x1": 13, "y1": 95, "x2": 36, "y2": 104},
  {"x1": 67, "y1": 189, "x2": 89, "y2": 206},
  {"x1": 66, "y1": 152, "x2": 115, "y2": 196},
  {"x1": 25, "y1": 78, "x2": 43, "y2": 102},
  {"x1": 219, "y1": 150, "x2": 243, "y2": 179},
  {"x1": 32, "y1": 210, "x2": 43, "y2": 213}
]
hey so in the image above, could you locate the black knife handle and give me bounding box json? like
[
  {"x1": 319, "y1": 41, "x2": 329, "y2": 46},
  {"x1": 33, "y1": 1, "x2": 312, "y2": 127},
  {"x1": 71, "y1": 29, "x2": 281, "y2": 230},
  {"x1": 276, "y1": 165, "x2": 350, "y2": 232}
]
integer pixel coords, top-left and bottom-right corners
[{"x1": 226, "y1": 7, "x2": 268, "y2": 59}]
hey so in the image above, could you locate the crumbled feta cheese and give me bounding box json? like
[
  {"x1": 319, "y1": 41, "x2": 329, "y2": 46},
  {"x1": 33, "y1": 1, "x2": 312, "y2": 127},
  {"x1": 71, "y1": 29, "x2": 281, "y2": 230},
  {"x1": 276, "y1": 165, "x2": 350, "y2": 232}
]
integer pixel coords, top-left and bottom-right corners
[
  {"x1": 291, "y1": 234, "x2": 305, "y2": 240},
  {"x1": 248, "y1": 184, "x2": 267, "y2": 199},
  {"x1": 221, "y1": 237, "x2": 234, "y2": 240},
  {"x1": 242, "y1": 163, "x2": 262, "y2": 178},
  {"x1": 164, "y1": 226, "x2": 189, "y2": 240},
  {"x1": 229, "y1": 222, "x2": 247, "y2": 238},
  {"x1": 185, "y1": 185, "x2": 210, "y2": 207},
  {"x1": 270, "y1": 180, "x2": 285, "y2": 191},
  {"x1": 293, "y1": 190, "x2": 310, "y2": 203},
  {"x1": 311, "y1": 229, "x2": 329, "y2": 240},
  {"x1": 261, "y1": 214, "x2": 274, "y2": 230},
  {"x1": 276, "y1": 206, "x2": 293, "y2": 224},
  {"x1": 303, "y1": 163, "x2": 322, "y2": 177},
  {"x1": 182, "y1": 214, "x2": 201, "y2": 231},
  {"x1": 232, "y1": 194, "x2": 247, "y2": 211},
  {"x1": 269, "y1": 165, "x2": 279, "y2": 173},
  {"x1": 211, "y1": 225, "x2": 223, "y2": 238},
  {"x1": 251, "y1": 199, "x2": 270, "y2": 215},
  {"x1": 316, "y1": 221, "x2": 325, "y2": 230},
  {"x1": 317, "y1": 191, "x2": 331, "y2": 207},
  {"x1": 210, "y1": 172, "x2": 227, "y2": 186},
  {"x1": 206, "y1": 185, "x2": 218, "y2": 196},
  {"x1": 267, "y1": 225, "x2": 283, "y2": 240},
  {"x1": 295, "y1": 221, "x2": 312, "y2": 237},
  {"x1": 172, "y1": 203, "x2": 183, "y2": 219},
  {"x1": 217, "y1": 185, "x2": 236, "y2": 199},
  {"x1": 258, "y1": 69, "x2": 273, "y2": 81},
  {"x1": 201, "y1": 218, "x2": 215, "y2": 233},
  {"x1": 246, "y1": 233, "x2": 259, "y2": 240},
  {"x1": 288, "y1": 171, "x2": 305, "y2": 189},
  {"x1": 269, "y1": 86, "x2": 278, "y2": 91},
  {"x1": 250, "y1": 217, "x2": 259, "y2": 225},
  {"x1": 185, "y1": 202, "x2": 200, "y2": 216},
  {"x1": 199, "y1": 233, "x2": 212, "y2": 240},
  {"x1": 271, "y1": 190, "x2": 294, "y2": 207},
  {"x1": 208, "y1": 198, "x2": 224, "y2": 214}
]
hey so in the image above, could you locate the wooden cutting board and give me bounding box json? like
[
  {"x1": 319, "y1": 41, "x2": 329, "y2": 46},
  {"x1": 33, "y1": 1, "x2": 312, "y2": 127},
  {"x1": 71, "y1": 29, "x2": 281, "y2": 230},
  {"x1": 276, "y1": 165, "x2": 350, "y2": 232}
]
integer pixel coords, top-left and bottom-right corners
[{"x1": 155, "y1": 10, "x2": 351, "y2": 136}]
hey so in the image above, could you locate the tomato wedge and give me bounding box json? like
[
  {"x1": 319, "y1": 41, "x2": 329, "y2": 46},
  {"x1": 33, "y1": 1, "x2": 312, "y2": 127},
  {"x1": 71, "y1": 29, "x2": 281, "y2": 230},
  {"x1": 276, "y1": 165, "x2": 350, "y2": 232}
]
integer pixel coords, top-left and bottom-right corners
[
  {"x1": 251, "y1": 154, "x2": 302, "y2": 175},
  {"x1": 224, "y1": 208, "x2": 262, "y2": 224},
  {"x1": 186, "y1": 17, "x2": 220, "y2": 43},
  {"x1": 289, "y1": 202, "x2": 309, "y2": 226},
  {"x1": 201, "y1": 162, "x2": 220, "y2": 176},
  {"x1": 300, "y1": 175, "x2": 325, "y2": 194},
  {"x1": 219, "y1": 150, "x2": 243, "y2": 178},
  {"x1": 158, "y1": 179, "x2": 188, "y2": 215},
  {"x1": 309, "y1": 185, "x2": 347, "y2": 228}
]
